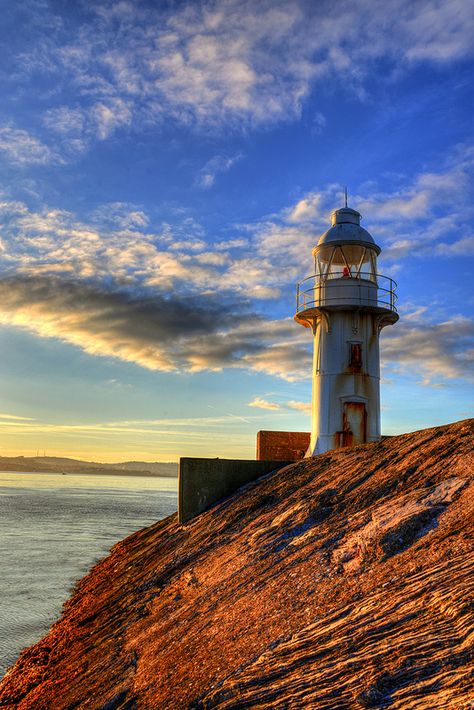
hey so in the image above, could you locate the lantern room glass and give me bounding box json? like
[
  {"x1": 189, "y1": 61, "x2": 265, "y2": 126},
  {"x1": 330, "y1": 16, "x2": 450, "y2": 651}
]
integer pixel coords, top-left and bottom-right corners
[{"x1": 315, "y1": 245, "x2": 377, "y2": 282}]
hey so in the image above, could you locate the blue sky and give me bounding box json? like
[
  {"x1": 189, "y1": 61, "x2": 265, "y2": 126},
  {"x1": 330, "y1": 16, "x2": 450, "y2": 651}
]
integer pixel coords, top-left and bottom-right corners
[{"x1": 0, "y1": 0, "x2": 473, "y2": 462}]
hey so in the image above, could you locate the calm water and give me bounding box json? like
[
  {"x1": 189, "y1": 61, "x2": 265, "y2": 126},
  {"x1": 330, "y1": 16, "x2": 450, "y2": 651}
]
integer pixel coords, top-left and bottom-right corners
[{"x1": 0, "y1": 471, "x2": 177, "y2": 678}]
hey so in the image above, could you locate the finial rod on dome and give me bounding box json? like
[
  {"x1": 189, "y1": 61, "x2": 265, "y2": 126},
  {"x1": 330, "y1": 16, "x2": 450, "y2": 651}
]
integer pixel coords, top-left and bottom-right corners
[{"x1": 344, "y1": 186, "x2": 348, "y2": 208}]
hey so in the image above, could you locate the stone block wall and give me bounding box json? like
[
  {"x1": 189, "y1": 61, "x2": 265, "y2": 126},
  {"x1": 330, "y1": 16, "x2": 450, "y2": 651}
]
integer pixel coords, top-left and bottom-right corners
[{"x1": 256, "y1": 430, "x2": 310, "y2": 461}]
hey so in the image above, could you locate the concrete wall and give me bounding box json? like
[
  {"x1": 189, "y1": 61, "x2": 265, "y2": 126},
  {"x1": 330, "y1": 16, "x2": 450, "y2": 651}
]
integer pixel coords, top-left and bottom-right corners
[
  {"x1": 179, "y1": 458, "x2": 291, "y2": 524},
  {"x1": 256, "y1": 431, "x2": 310, "y2": 461}
]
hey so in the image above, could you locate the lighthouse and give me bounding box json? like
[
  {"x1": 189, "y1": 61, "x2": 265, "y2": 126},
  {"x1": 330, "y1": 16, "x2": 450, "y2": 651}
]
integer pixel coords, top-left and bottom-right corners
[{"x1": 295, "y1": 203, "x2": 398, "y2": 456}]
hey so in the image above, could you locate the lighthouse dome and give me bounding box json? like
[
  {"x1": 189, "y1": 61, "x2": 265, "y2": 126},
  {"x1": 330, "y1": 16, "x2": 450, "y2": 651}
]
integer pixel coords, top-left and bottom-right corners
[{"x1": 314, "y1": 207, "x2": 380, "y2": 255}]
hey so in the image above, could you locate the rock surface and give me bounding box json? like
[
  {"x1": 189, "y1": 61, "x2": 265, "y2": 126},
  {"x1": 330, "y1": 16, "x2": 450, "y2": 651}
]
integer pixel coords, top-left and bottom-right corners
[{"x1": 1, "y1": 419, "x2": 473, "y2": 709}]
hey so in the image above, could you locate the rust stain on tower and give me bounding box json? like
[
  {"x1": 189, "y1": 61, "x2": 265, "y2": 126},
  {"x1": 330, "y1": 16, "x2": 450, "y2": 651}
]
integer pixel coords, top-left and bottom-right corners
[{"x1": 343, "y1": 401, "x2": 367, "y2": 446}]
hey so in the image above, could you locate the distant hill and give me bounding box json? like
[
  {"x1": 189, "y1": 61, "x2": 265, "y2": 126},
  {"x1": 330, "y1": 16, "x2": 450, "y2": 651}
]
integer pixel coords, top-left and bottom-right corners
[
  {"x1": 1, "y1": 419, "x2": 472, "y2": 708},
  {"x1": 0, "y1": 455, "x2": 177, "y2": 477}
]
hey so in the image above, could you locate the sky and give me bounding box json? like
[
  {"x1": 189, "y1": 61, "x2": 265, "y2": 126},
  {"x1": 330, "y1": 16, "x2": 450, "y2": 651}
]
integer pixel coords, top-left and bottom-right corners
[{"x1": 0, "y1": 0, "x2": 473, "y2": 463}]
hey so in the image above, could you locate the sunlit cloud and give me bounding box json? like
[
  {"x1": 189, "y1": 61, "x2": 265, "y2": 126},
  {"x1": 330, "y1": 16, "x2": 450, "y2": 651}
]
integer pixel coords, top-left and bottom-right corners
[
  {"x1": 247, "y1": 397, "x2": 312, "y2": 412},
  {"x1": 0, "y1": 413, "x2": 265, "y2": 437},
  {"x1": 286, "y1": 400, "x2": 311, "y2": 413},
  {"x1": 0, "y1": 275, "x2": 310, "y2": 380},
  {"x1": 286, "y1": 193, "x2": 324, "y2": 224},
  {"x1": 0, "y1": 413, "x2": 36, "y2": 421},
  {"x1": 248, "y1": 397, "x2": 280, "y2": 411}
]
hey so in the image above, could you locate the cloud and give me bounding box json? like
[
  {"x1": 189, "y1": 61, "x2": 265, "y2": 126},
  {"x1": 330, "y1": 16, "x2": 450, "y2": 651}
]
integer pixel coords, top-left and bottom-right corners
[
  {"x1": 358, "y1": 160, "x2": 469, "y2": 225},
  {"x1": 0, "y1": 413, "x2": 36, "y2": 421},
  {"x1": 0, "y1": 202, "x2": 211, "y2": 290},
  {"x1": 286, "y1": 400, "x2": 311, "y2": 413},
  {"x1": 283, "y1": 149, "x2": 474, "y2": 264},
  {"x1": 2, "y1": 269, "x2": 471, "y2": 390},
  {"x1": 286, "y1": 193, "x2": 324, "y2": 224},
  {"x1": 195, "y1": 252, "x2": 229, "y2": 266},
  {"x1": 42, "y1": 99, "x2": 132, "y2": 153},
  {"x1": 0, "y1": 197, "x2": 308, "y2": 299},
  {"x1": 0, "y1": 275, "x2": 236, "y2": 371},
  {"x1": 247, "y1": 398, "x2": 311, "y2": 412},
  {"x1": 91, "y1": 98, "x2": 132, "y2": 139},
  {"x1": 197, "y1": 153, "x2": 243, "y2": 188},
  {"x1": 91, "y1": 202, "x2": 149, "y2": 229},
  {"x1": 381, "y1": 312, "x2": 474, "y2": 383},
  {"x1": 399, "y1": 0, "x2": 474, "y2": 62},
  {"x1": 311, "y1": 111, "x2": 326, "y2": 135},
  {"x1": 0, "y1": 236, "x2": 472, "y2": 386},
  {"x1": 242, "y1": 336, "x2": 312, "y2": 382},
  {"x1": 1, "y1": 146, "x2": 471, "y2": 297},
  {"x1": 248, "y1": 397, "x2": 280, "y2": 410},
  {"x1": 0, "y1": 142, "x2": 472, "y2": 385},
  {"x1": 0, "y1": 409, "x2": 266, "y2": 463},
  {"x1": 10, "y1": 0, "x2": 474, "y2": 148},
  {"x1": 43, "y1": 107, "x2": 85, "y2": 135},
  {"x1": 215, "y1": 238, "x2": 248, "y2": 250},
  {"x1": 435, "y1": 236, "x2": 474, "y2": 256},
  {"x1": 0, "y1": 275, "x2": 310, "y2": 380},
  {"x1": 0, "y1": 126, "x2": 58, "y2": 166}
]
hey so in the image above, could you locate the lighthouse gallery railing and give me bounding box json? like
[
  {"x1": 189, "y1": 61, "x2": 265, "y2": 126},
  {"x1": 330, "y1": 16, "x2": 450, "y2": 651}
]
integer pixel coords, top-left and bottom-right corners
[{"x1": 296, "y1": 271, "x2": 398, "y2": 314}]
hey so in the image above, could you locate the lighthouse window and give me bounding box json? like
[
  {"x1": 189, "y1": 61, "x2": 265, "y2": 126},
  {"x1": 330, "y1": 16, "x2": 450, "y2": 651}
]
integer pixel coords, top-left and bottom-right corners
[
  {"x1": 350, "y1": 343, "x2": 362, "y2": 369},
  {"x1": 369, "y1": 251, "x2": 377, "y2": 281}
]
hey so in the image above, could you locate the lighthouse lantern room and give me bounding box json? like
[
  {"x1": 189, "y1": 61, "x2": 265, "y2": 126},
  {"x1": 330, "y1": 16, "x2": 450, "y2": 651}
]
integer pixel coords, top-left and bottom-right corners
[{"x1": 295, "y1": 204, "x2": 398, "y2": 456}]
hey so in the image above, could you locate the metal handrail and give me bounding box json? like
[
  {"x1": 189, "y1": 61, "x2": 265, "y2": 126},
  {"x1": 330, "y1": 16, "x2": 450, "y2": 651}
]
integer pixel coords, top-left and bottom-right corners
[{"x1": 296, "y1": 271, "x2": 398, "y2": 314}]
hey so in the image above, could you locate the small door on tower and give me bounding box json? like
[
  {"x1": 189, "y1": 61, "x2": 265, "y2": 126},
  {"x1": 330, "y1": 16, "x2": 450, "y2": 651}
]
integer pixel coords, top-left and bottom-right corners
[{"x1": 342, "y1": 401, "x2": 367, "y2": 446}]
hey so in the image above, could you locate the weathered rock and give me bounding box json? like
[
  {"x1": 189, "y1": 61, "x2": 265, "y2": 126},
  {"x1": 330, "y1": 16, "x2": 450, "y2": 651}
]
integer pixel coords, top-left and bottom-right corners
[{"x1": 1, "y1": 419, "x2": 473, "y2": 709}]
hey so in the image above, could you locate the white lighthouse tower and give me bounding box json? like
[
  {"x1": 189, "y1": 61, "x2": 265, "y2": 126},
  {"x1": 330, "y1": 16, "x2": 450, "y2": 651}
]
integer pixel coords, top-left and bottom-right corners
[{"x1": 295, "y1": 203, "x2": 398, "y2": 456}]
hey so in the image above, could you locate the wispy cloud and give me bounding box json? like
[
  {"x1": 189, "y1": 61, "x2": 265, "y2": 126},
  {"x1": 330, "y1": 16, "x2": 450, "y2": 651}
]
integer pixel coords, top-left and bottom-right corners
[
  {"x1": 0, "y1": 413, "x2": 36, "y2": 421},
  {"x1": 0, "y1": 413, "x2": 264, "y2": 437},
  {"x1": 279, "y1": 148, "x2": 474, "y2": 264},
  {"x1": 0, "y1": 148, "x2": 470, "y2": 291},
  {"x1": 42, "y1": 107, "x2": 85, "y2": 135},
  {"x1": 91, "y1": 202, "x2": 149, "y2": 229},
  {"x1": 41, "y1": 98, "x2": 132, "y2": 156},
  {"x1": 0, "y1": 126, "x2": 59, "y2": 166},
  {"x1": 310, "y1": 112, "x2": 326, "y2": 135},
  {"x1": 197, "y1": 153, "x2": 243, "y2": 188},
  {"x1": 9, "y1": 0, "x2": 474, "y2": 152},
  {"x1": 248, "y1": 397, "x2": 280, "y2": 410},
  {"x1": 286, "y1": 400, "x2": 311, "y2": 413},
  {"x1": 248, "y1": 397, "x2": 312, "y2": 412}
]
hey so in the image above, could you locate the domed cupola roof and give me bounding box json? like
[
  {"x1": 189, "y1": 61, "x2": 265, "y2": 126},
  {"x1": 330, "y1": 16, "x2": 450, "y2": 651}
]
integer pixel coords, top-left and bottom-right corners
[{"x1": 314, "y1": 207, "x2": 380, "y2": 255}]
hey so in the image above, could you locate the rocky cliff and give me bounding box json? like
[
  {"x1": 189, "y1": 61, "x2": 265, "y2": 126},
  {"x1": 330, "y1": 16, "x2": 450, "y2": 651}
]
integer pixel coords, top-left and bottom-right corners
[{"x1": 1, "y1": 419, "x2": 473, "y2": 709}]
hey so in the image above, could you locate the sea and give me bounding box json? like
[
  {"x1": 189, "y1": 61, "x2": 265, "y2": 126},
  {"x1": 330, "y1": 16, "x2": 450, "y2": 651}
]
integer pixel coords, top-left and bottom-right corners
[{"x1": 0, "y1": 471, "x2": 177, "y2": 678}]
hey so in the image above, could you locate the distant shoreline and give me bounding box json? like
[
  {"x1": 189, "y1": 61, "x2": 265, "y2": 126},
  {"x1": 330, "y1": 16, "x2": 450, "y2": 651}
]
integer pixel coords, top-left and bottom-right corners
[
  {"x1": 0, "y1": 456, "x2": 178, "y2": 478},
  {"x1": 0, "y1": 469, "x2": 178, "y2": 478}
]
